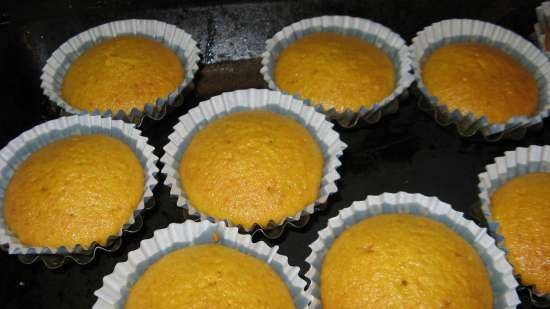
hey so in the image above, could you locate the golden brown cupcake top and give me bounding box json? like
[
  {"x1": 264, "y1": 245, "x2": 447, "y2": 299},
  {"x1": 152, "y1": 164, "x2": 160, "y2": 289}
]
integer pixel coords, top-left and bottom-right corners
[
  {"x1": 62, "y1": 36, "x2": 184, "y2": 112},
  {"x1": 3, "y1": 134, "x2": 144, "y2": 248},
  {"x1": 321, "y1": 214, "x2": 493, "y2": 309},
  {"x1": 422, "y1": 42, "x2": 539, "y2": 123},
  {"x1": 125, "y1": 244, "x2": 296, "y2": 309},
  {"x1": 491, "y1": 172, "x2": 550, "y2": 294},
  {"x1": 179, "y1": 110, "x2": 323, "y2": 229},
  {"x1": 275, "y1": 32, "x2": 396, "y2": 112}
]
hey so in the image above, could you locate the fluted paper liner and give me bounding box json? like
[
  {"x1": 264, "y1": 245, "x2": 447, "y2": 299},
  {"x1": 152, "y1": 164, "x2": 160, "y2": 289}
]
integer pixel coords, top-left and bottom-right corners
[
  {"x1": 478, "y1": 145, "x2": 550, "y2": 303},
  {"x1": 261, "y1": 15, "x2": 414, "y2": 128},
  {"x1": 412, "y1": 19, "x2": 550, "y2": 140},
  {"x1": 40, "y1": 19, "x2": 200, "y2": 126},
  {"x1": 535, "y1": 2, "x2": 550, "y2": 57},
  {"x1": 0, "y1": 115, "x2": 158, "y2": 260},
  {"x1": 306, "y1": 192, "x2": 520, "y2": 308},
  {"x1": 161, "y1": 89, "x2": 346, "y2": 237},
  {"x1": 93, "y1": 220, "x2": 310, "y2": 309}
]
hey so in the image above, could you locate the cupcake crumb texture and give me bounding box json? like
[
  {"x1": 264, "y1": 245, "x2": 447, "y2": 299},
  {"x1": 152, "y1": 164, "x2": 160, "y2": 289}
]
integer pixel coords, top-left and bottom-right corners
[{"x1": 62, "y1": 36, "x2": 184, "y2": 113}]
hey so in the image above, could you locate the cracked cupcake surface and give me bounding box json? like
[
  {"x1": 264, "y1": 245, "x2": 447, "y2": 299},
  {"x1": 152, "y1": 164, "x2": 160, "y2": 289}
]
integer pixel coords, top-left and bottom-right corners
[
  {"x1": 125, "y1": 244, "x2": 296, "y2": 309},
  {"x1": 179, "y1": 110, "x2": 323, "y2": 228},
  {"x1": 321, "y1": 214, "x2": 493, "y2": 309}
]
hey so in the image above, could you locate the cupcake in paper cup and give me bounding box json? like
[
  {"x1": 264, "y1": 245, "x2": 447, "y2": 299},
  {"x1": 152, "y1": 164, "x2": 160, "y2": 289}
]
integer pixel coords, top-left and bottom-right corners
[
  {"x1": 161, "y1": 89, "x2": 346, "y2": 238},
  {"x1": 306, "y1": 192, "x2": 520, "y2": 309},
  {"x1": 93, "y1": 220, "x2": 310, "y2": 309},
  {"x1": 261, "y1": 15, "x2": 414, "y2": 128},
  {"x1": 0, "y1": 115, "x2": 158, "y2": 268},
  {"x1": 40, "y1": 19, "x2": 200, "y2": 126},
  {"x1": 535, "y1": 2, "x2": 550, "y2": 57},
  {"x1": 478, "y1": 145, "x2": 550, "y2": 305},
  {"x1": 412, "y1": 19, "x2": 550, "y2": 141}
]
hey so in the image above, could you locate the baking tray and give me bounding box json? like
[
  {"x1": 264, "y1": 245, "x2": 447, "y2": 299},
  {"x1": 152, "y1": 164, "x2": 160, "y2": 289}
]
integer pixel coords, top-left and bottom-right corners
[{"x1": 0, "y1": 0, "x2": 548, "y2": 308}]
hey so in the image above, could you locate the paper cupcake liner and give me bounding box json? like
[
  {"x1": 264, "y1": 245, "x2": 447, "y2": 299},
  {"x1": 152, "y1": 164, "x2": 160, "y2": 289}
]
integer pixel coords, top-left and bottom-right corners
[
  {"x1": 305, "y1": 192, "x2": 520, "y2": 308},
  {"x1": 161, "y1": 88, "x2": 346, "y2": 238},
  {"x1": 93, "y1": 220, "x2": 310, "y2": 309},
  {"x1": 412, "y1": 19, "x2": 550, "y2": 141},
  {"x1": 40, "y1": 19, "x2": 200, "y2": 126},
  {"x1": 478, "y1": 145, "x2": 550, "y2": 304},
  {"x1": 535, "y1": 2, "x2": 550, "y2": 57},
  {"x1": 260, "y1": 15, "x2": 414, "y2": 128},
  {"x1": 0, "y1": 115, "x2": 159, "y2": 268}
]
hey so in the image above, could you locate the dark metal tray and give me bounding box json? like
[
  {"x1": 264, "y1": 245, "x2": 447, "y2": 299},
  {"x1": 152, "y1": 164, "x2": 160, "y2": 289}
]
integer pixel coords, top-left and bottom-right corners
[{"x1": 1, "y1": 0, "x2": 547, "y2": 308}]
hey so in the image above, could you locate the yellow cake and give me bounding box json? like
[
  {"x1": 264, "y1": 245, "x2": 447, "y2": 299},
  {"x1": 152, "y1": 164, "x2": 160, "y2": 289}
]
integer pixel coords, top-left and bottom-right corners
[
  {"x1": 491, "y1": 172, "x2": 550, "y2": 294},
  {"x1": 3, "y1": 135, "x2": 144, "y2": 248},
  {"x1": 422, "y1": 42, "x2": 539, "y2": 123},
  {"x1": 274, "y1": 32, "x2": 396, "y2": 112},
  {"x1": 321, "y1": 214, "x2": 493, "y2": 308},
  {"x1": 62, "y1": 36, "x2": 184, "y2": 112},
  {"x1": 125, "y1": 244, "x2": 296, "y2": 309},
  {"x1": 179, "y1": 110, "x2": 323, "y2": 229}
]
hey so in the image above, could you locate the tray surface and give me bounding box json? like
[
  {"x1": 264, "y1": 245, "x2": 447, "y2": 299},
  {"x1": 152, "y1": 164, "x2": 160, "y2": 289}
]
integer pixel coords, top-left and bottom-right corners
[{"x1": 1, "y1": 0, "x2": 548, "y2": 308}]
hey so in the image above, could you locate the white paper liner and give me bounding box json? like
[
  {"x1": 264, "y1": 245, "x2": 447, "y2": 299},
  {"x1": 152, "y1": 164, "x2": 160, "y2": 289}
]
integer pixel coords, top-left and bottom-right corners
[
  {"x1": 161, "y1": 88, "x2": 346, "y2": 235},
  {"x1": 260, "y1": 15, "x2": 414, "y2": 128},
  {"x1": 412, "y1": 19, "x2": 550, "y2": 140},
  {"x1": 40, "y1": 19, "x2": 200, "y2": 126},
  {"x1": 93, "y1": 220, "x2": 310, "y2": 309},
  {"x1": 535, "y1": 2, "x2": 550, "y2": 57},
  {"x1": 0, "y1": 115, "x2": 159, "y2": 255},
  {"x1": 478, "y1": 145, "x2": 550, "y2": 301},
  {"x1": 305, "y1": 192, "x2": 520, "y2": 309}
]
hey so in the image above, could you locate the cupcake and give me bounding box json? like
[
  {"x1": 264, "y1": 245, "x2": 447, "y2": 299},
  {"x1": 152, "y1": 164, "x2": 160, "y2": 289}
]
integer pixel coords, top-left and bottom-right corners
[
  {"x1": 62, "y1": 36, "x2": 184, "y2": 114},
  {"x1": 535, "y1": 2, "x2": 550, "y2": 56},
  {"x1": 479, "y1": 145, "x2": 550, "y2": 301},
  {"x1": 161, "y1": 89, "x2": 346, "y2": 237},
  {"x1": 412, "y1": 19, "x2": 550, "y2": 140},
  {"x1": 0, "y1": 115, "x2": 158, "y2": 267},
  {"x1": 306, "y1": 192, "x2": 520, "y2": 309},
  {"x1": 422, "y1": 43, "x2": 538, "y2": 124},
  {"x1": 4, "y1": 135, "x2": 144, "y2": 248},
  {"x1": 41, "y1": 19, "x2": 200, "y2": 125},
  {"x1": 261, "y1": 16, "x2": 413, "y2": 128},
  {"x1": 179, "y1": 110, "x2": 323, "y2": 229},
  {"x1": 93, "y1": 221, "x2": 310, "y2": 309},
  {"x1": 126, "y1": 244, "x2": 296, "y2": 309},
  {"x1": 322, "y1": 214, "x2": 493, "y2": 308}
]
